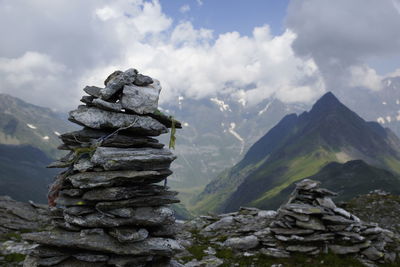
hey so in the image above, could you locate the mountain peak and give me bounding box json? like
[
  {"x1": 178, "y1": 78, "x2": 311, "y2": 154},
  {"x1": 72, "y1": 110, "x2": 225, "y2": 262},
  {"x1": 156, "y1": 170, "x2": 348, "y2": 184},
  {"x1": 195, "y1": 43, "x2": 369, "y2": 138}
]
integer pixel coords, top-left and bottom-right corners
[
  {"x1": 308, "y1": 91, "x2": 348, "y2": 117},
  {"x1": 315, "y1": 91, "x2": 341, "y2": 107}
]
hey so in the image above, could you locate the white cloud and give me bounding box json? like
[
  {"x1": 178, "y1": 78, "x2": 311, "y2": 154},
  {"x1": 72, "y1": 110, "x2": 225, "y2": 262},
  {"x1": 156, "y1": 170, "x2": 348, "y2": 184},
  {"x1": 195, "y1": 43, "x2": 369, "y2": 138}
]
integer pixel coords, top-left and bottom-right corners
[
  {"x1": 286, "y1": 0, "x2": 400, "y2": 93},
  {"x1": 196, "y1": 0, "x2": 204, "y2": 6},
  {"x1": 0, "y1": 0, "x2": 324, "y2": 111},
  {"x1": 179, "y1": 4, "x2": 190, "y2": 13},
  {"x1": 349, "y1": 65, "x2": 383, "y2": 91}
]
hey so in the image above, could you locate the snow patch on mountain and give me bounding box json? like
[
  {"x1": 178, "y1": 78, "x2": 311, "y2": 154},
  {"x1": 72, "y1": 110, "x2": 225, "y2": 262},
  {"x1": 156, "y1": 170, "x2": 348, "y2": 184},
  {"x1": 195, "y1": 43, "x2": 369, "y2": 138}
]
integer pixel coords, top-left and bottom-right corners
[
  {"x1": 228, "y1": 122, "x2": 244, "y2": 154},
  {"x1": 54, "y1": 131, "x2": 61, "y2": 136},
  {"x1": 258, "y1": 101, "x2": 272, "y2": 116},
  {"x1": 27, "y1": 124, "x2": 37, "y2": 129},
  {"x1": 210, "y1": 98, "x2": 232, "y2": 112},
  {"x1": 178, "y1": 96, "x2": 184, "y2": 110},
  {"x1": 386, "y1": 116, "x2": 392, "y2": 123},
  {"x1": 42, "y1": 136, "x2": 49, "y2": 140},
  {"x1": 377, "y1": 117, "x2": 385, "y2": 124}
]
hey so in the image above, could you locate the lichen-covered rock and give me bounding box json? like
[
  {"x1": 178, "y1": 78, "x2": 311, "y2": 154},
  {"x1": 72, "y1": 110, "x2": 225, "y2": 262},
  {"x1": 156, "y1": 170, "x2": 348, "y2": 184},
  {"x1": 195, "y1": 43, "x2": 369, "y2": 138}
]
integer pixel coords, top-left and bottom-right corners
[
  {"x1": 121, "y1": 80, "x2": 161, "y2": 114},
  {"x1": 90, "y1": 147, "x2": 176, "y2": 171}
]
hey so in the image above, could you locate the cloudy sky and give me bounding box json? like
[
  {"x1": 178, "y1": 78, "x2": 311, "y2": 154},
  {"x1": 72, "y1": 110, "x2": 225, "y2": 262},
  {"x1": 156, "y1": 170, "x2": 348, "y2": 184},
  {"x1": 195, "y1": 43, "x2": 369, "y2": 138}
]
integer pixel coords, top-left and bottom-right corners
[{"x1": 0, "y1": 0, "x2": 400, "y2": 111}]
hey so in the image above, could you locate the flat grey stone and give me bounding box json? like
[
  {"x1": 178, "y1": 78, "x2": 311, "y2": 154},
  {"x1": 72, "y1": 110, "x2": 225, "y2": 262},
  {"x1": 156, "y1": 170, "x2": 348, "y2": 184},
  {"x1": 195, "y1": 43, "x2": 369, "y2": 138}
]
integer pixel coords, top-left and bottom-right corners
[
  {"x1": 337, "y1": 232, "x2": 365, "y2": 242},
  {"x1": 278, "y1": 208, "x2": 310, "y2": 222},
  {"x1": 296, "y1": 217, "x2": 326, "y2": 231},
  {"x1": 109, "y1": 227, "x2": 149, "y2": 243},
  {"x1": 362, "y1": 227, "x2": 383, "y2": 235},
  {"x1": 284, "y1": 204, "x2": 325, "y2": 215},
  {"x1": 133, "y1": 74, "x2": 153, "y2": 86},
  {"x1": 64, "y1": 206, "x2": 95, "y2": 216},
  {"x1": 295, "y1": 179, "x2": 320, "y2": 190},
  {"x1": 91, "y1": 147, "x2": 176, "y2": 171},
  {"x1": 285, "y1": 245, "x2": 318, "y2": 253},
  {"x1": 202, "y1": 216, "x2": 234, "y2": 233},
  {"x1": 67, "y1": 169, "x2": 171, "y2": 189},
  {"x1": 259, "y1": 248, "x2": 290, "y2": 258},
  {"x1": 150, "y1": 224, "x2": 179, "y2": 237},
  {"x1": 316, "y1": 197, "x2": 336, "y2": 209},
  {"x1": 322, "y1": 215, "x2": 354, "y2": 225},
  {"x1": 333, "y1": 207, "x2": 352, "y2": 219},
  {"x1": 100, "y1": 68, "x2": 137, "y2": 100},
  {"x1": 301, "y1": 233, "x2": 335, "y2": 242},
  {"x1": 23, "y1": 231, "x2": 182, "y2": 256},
  {"x1": 73, "y1": 158, "x2": 96, "y2": 172},
  {"x1": 83, "y1": 86, "x2": 102, "y2": 98},
  {"x1": 64, "y1": 206, "x2": 174, "y2": 227},
  {"x1": 91, "y1": 98, "x2": 123, "y2": 112},
  {"x1": 55, "y1": 195, "x2": 92, "y2": 207},
  {"x1": 223, "y1": 235, "x2": 259, "y2": 250},
  {"x1": 104, "y1": 70, "x2": 123, "y2": 86},
  {"x1": 121, "y1": 81, "x2": 161, "y2": 114},
  {"x1": 270, "y1": 228, "x2": 314, "y2": 235},
  {"x1": 107, "y1": 255, "x2": 152, "y2": 267},
  {"x1": 61, "y1": 128, "x2": 163, "y2": 149},
  {"x1": 275, "y1": 235, "x2": 304, "y2": 242},
  {"x1": 69, "y1": 106, "x2": 167, "y2": 136},
  {"x1": 82, "y1": 185, "x2": 169, "y2": 201},
  {"x1": 60, "y1": 189, "x2": 84, "y2": 197},
  {"x1": 36, "y1": 255, "x2": 70, "y2": 266},
  {"x1": 95, "y1": 192, "x2": 179, "y2": 210},
  {"x1": 328, "y1": 241, "x2": 371, "y2": 255},
  {"x1": 74, "y1": 253, "x2": 109, "y2": 262}
]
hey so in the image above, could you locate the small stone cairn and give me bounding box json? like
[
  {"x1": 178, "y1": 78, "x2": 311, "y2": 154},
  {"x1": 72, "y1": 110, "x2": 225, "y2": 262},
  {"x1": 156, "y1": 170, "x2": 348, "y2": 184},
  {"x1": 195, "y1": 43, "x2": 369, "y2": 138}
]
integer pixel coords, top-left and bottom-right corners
[
  {"x1": 23, "y1": 68, "x2": 184, "y2": 266},
  {"x1": 268, "y1": 179, "x2": 398, "y2": 264}
]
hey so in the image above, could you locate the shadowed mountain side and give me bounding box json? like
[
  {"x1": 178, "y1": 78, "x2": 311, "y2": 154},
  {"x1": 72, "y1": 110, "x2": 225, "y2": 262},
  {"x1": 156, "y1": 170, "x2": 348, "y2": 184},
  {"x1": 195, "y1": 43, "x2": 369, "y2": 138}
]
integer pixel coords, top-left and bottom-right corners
[{"x1": 0, "y1": 144, "x2": 57, "y2": 203}]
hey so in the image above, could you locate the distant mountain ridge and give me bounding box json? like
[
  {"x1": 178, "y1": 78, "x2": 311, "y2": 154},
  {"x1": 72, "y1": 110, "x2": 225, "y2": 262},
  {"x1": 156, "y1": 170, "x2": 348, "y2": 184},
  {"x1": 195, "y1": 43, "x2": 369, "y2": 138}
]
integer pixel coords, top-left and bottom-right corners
[
  {"x1": 0, "y1": 93, "x2": 73, "y2": 158},
  {"x1": 194, "y1": 92, "x2": 400, "y2": 214}
]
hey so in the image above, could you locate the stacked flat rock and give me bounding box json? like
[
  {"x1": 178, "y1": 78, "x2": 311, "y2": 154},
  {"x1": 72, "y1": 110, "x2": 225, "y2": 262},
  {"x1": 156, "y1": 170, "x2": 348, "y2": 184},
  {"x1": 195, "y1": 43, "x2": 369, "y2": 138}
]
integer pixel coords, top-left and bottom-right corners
[
  {"x1": 23, "y1": 68, "x2": 184, "y2": 267},
  {"x1": 268, "y1": 179, "x2": 397, "y2": 264}
]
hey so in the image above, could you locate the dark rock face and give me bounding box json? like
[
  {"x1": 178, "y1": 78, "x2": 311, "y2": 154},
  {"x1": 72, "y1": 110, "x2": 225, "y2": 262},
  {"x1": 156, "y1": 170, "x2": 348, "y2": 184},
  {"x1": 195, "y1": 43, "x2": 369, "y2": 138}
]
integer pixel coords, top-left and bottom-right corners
[
  {"x1": 0, "y1": 196, "x2": 50, "y2": 235},
  {"x1": 22, "y1": 69, "x2": 183, "y2": 267}
]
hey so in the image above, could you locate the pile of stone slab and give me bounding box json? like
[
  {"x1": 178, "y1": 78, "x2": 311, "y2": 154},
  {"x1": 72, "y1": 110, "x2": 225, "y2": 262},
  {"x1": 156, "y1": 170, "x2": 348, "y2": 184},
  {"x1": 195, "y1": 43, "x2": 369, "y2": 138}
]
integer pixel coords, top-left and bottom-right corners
[
  {"x1": 22, "y1": 68, "x2": 183, "y2": 267},
  {"x1": 268, "y1": 179, "x2": 398, "y2": 264}
]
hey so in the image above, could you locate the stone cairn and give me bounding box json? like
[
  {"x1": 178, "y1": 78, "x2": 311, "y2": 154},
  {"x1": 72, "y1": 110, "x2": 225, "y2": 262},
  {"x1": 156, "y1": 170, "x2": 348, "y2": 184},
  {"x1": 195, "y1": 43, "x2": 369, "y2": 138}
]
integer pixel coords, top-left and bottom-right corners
[
  {"x1": 23, "y1": 68, "x2": 184, "y2": 266},
  {"x1": 267, "y1": 179, "x2": 397, "y2": 264}
]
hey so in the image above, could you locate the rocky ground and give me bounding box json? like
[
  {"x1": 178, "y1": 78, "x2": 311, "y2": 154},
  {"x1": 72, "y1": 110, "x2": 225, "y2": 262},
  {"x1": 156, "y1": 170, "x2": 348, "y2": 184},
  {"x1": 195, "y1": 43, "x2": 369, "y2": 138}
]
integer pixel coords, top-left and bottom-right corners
[
  {"x1": 0, "y1": 196, "x2": 50, "y2": 266},
  {"x1": 1, "y1": 187, "x2": 400, "y2": 266}
]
